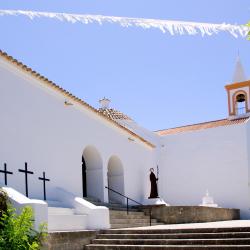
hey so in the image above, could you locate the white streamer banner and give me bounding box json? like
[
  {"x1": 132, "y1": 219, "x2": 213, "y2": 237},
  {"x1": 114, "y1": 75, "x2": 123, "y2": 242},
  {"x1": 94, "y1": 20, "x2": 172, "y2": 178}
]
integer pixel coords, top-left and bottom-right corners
[{"x1": 0, "y1": 9, "x2": 249, "y2": 38}]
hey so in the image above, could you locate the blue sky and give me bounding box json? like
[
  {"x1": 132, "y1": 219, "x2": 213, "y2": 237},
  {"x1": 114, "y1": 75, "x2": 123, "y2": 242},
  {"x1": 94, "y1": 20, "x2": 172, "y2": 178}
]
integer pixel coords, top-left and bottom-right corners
[{"x1": 0, "y1": 0, "x2": 249, "y2": 130}]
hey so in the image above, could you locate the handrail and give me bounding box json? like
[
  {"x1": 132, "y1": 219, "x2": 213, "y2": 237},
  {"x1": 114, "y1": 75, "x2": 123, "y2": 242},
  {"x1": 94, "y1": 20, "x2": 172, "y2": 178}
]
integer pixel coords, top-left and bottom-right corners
[
  {"x1": 105, "y1": 186, "x2": 152, "y2": 226},
  {"x1": 105, "y1": 186, "x2": 143, "y2": 206}
]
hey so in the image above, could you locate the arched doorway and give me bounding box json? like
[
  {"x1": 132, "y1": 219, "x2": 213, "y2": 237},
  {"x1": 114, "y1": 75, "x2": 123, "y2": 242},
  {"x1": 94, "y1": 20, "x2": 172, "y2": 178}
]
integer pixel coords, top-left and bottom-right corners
[
  {"x1": 82, "y1": 146, "x2": 103, "y2": 201},
  {"x1": 107, "y1": 156, "x2": 125, "y2": 204}
]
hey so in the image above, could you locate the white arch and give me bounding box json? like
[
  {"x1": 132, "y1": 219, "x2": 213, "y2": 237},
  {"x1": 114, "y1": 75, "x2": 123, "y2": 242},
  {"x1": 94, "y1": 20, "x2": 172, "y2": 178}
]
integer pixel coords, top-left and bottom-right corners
[
  {"x1": 107, "y1": 155, "x2": 125, "y2": 204},
  {"x1": 83, "y1": 145, "x2": 104, "y2": 201}
]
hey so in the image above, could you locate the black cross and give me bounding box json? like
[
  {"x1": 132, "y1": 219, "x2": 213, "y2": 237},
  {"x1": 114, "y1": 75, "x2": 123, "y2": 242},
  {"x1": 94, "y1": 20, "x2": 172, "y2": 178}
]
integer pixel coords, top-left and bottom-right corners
[
  {"x1": 38, "y1": 172, "x2": 50, "y2": 201},
  {"x1": 18, "y1": 162, "x2": 34, "y2": 197},
  {"x1": 0, "y1": 163, "x2": 13, "y2": 185}
]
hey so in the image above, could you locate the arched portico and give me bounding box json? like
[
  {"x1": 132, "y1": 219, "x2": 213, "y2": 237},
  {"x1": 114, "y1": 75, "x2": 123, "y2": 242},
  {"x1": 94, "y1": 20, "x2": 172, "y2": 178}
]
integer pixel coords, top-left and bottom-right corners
[
  {"x1": 82, "y1": 146, "x2": 104, "y2": 201},
  {"x1": 107, "y1": 156, "x2": 125, "y2": 204}
]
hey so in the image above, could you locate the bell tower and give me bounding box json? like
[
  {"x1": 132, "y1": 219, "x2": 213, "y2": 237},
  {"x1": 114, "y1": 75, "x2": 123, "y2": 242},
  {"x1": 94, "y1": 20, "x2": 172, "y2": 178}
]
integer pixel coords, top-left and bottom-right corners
[{"x1": 225, "y1": 56, "x2": 250, "y2": 119}]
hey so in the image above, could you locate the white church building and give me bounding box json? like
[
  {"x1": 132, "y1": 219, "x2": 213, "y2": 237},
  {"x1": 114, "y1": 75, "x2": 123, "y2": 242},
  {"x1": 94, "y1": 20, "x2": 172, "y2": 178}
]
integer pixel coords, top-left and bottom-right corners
[{"x1": 1, "y1": 49, "x2": 250, "y2": 230}]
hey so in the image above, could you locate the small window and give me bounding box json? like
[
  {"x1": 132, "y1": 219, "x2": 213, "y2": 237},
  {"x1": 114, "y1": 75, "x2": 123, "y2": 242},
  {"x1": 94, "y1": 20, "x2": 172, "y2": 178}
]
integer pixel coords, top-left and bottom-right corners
[{"x1": 236, "y1": 93, "x2": 246, "y2": 115}]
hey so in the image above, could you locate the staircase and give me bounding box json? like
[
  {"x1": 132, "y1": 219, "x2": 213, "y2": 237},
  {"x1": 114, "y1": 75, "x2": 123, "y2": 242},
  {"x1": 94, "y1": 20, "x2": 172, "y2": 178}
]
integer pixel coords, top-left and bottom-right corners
[
  {"x1": 85, "y1": 227, "x2": 250, "y2": 249},
  {"x1": 84, "y1": 197, "x2": 133, "y2": 211},
  {"x1": 47, "y1": 200, "x2": 87, "y2": 231},
  {"x1": 109, "y1": 210, "x2": 161, "y2": 229},
  {"x1": 84, "y1": 197, "x2": 163, "y2": 229}
]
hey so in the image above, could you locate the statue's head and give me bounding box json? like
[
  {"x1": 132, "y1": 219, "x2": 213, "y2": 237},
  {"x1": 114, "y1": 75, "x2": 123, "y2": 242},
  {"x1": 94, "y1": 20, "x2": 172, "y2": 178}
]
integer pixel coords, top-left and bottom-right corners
[{"x1": 150, "y1": 168, "x2": 154, "y2": 172}]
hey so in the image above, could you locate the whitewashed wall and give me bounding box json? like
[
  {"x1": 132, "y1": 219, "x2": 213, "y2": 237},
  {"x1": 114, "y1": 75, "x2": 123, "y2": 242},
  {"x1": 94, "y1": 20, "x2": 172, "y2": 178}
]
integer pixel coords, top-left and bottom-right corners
[
  {"x1": 0, "y1": 57, "x2": 155, "y2": 205},
  {"x1": 2, "y1": 54, "x2": 250, "y2": 220},
  {"x1": 159, "y1": 123, "x2": 250, "y2": 218}
]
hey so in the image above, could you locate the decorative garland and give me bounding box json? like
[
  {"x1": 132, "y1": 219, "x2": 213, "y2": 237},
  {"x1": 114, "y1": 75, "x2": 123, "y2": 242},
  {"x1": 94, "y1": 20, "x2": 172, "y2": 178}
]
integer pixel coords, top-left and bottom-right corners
[{"x1": 0, "y1": 9, "x2": 248, "y2": 38}]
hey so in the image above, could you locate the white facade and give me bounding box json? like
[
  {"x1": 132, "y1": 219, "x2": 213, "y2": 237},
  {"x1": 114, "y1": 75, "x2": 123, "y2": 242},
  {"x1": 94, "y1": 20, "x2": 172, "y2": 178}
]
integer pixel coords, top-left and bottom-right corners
[
  {"x1": 0, "y1": 53, "x2": 155, "y2": 230},
  {"x1": 1, "y1": 51, "x2": 250, "y2": 229},
  {"x1": 0, "y1": 55, "x2": 154, "y2": 201},
  {"x1": 159, "y1": 123, "x2": 250, "y2": 218}
]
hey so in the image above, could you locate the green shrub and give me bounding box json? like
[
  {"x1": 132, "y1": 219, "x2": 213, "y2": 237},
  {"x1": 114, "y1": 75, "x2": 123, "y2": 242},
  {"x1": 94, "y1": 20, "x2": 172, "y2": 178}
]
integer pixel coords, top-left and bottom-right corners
[
  {"x1": 0, "y1": 189, "x2": 8, "y2": 219},
  {"x1": 0, "y1": 205, "x2": 47, "y2": 250}
]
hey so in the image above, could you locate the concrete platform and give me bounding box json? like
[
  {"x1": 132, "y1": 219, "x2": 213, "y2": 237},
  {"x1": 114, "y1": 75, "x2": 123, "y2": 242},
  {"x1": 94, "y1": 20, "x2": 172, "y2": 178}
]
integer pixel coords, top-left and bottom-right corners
[
  {"x1": 112, "y1": 220, "x2": 250, "y2": 230},
  {"x1": 142, "y1": 206, "x2": 240, "y2": 225}
]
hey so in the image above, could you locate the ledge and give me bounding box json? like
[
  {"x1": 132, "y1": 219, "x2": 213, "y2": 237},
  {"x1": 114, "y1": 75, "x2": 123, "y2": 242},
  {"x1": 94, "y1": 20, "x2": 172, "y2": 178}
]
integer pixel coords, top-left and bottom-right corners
[{"x1": 142, "y1": 205, "x2": 240, "y2": 224}]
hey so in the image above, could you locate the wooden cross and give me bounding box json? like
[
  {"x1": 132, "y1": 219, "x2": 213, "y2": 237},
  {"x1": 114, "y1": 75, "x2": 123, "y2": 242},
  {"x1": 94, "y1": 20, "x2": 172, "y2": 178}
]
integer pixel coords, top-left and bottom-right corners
[
  {"x1": 0, "y1": 163, "x2": 13, "y2": 185},
  {"x1": 18, "y1": 162, "x2": 34, "y2": 197},
  {"x1": 38, "y1": 172, "x2": 50, "y2": 201}
]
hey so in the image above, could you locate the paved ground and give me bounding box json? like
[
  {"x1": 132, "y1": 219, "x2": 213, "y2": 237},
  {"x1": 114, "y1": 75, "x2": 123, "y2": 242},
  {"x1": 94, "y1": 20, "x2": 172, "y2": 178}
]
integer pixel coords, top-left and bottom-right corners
[{"x1": 114, "y1": 220, "x2": 250, "y2": 230}]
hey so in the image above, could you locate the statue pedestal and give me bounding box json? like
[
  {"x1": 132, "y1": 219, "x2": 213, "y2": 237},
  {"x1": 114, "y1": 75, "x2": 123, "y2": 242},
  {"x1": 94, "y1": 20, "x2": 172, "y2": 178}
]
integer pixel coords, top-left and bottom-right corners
[
  {"x1": 199, "y1": 190, "x2": 219, "y2": 208},
  {"x1": 144, "y1": 197, "x2": 169, "y2": 206}
]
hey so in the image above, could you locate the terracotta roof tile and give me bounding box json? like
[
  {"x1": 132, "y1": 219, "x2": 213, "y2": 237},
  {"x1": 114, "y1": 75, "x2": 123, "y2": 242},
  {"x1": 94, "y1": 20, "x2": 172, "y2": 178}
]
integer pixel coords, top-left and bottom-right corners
[
  {"x1": 156, "y1": 117, "x2": 249, "y2": 136},
  {"x1": 0, "y1": 50, "x2": 155, "y2": 148},
  {"x1": 98, "y1": 108, "x2": 132, "y2": 121}
]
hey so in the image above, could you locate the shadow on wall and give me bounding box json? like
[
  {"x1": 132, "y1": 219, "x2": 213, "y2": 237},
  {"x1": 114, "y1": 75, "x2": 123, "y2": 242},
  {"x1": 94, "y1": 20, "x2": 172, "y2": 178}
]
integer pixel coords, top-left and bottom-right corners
[
  {"x1": 82, "y1": 146, "x2": 104, "y2": 202},
  {"x1": 107, "y1": 155, "x2": 125, "y2": 204}
]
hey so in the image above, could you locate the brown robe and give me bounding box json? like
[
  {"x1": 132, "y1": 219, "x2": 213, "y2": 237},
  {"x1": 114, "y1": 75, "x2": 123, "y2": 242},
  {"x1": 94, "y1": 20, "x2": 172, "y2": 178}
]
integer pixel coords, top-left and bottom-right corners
[{"x1": 149, "y1": 172, "x2": 158, "y2": 198}]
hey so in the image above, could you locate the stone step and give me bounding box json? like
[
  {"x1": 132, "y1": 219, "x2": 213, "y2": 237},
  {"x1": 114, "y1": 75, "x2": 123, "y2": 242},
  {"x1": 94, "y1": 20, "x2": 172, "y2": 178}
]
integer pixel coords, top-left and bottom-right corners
[
  {"x1": 91, "y1": 238, "x2": 250, "y2": 245},
  {"x1": 48, "y1": 207, "x2": 75, "y2": 215},
  {"x1": 109, "y1": 207, "x2": 162, "y2": 229},
  {"x1": 92, "y1": 202, "x2": 140, "y2": 211},
  {"x1": 93, "y1": 202, "x2": 124, "y2": 207},
  {"x1": 109, "y1": 210, "x2": 145, "y2": 216},
  {"x1": 83, "y1": 196, "x2": 137, "y2": 209},
  {"x1": 109, "y1": 208, "x2": 140, "y2": 212},
  {"x1": 85, "y1": 244, "x2": 250, "y2": 249},
  {"x1": 110, "y1": 214, "x2": 148, "y2": 219},
  {"x1": 101, "y1": 227, "x2": 250, "y2": 234},
  {"x1": 111, "y1": 223, "x2": 163, "y2": 229},
  {"x1": 97, "y1": 232, "x2": 250, "y2": 240},
  {"x1": 48, "y1": 214, "x2": 87, "y2": 231},
  {"x1": 87, "y1": 224, "x2": 250, "y2": 249},
  {"x1": 110, "y1": 218, "x2": 157, "y2": 224}
]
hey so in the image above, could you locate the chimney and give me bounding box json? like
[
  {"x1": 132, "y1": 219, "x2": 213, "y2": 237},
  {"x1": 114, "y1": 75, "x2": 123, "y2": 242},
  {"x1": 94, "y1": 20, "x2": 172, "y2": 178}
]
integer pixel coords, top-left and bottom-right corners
[{"x1": 99, "y1": 97, "x2": 111, "y2": 109}]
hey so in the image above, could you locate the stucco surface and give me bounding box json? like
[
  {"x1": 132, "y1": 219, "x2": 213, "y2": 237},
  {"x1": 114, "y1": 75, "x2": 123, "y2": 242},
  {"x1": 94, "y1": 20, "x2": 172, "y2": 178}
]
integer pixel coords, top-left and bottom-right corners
[
  {"x1": 0, "y1": 56, "x2": 155, "y2": 204},
  {"x1": 159, "y1": 123, "x2": 250, "y2": 218}
]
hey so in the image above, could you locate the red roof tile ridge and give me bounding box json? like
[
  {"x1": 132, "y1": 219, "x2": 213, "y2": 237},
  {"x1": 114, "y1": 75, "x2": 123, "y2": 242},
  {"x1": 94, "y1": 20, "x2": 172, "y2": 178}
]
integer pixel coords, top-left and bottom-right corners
[
  {"x1": 156, "y1": 116, "x2": 249, "y2": 134},
  {"x1": 155, "y1": 118, "x2": 227, "y2": 132}
]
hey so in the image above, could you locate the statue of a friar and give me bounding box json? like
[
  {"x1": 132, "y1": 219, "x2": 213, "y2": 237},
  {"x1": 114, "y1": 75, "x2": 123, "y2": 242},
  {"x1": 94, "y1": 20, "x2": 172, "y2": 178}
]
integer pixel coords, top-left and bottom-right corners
[{"x1": 149, "y1": 168, "x2": 159, "y2": 198}]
